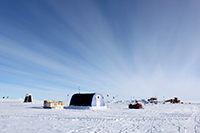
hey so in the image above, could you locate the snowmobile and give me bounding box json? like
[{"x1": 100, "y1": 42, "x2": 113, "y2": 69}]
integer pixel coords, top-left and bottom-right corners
[
  {"x1": 129, "y1": 100, "x2": 143, "y2": 109},
  {"x1": 148, "y1": 97, "x2": 158, "y2": 104}
]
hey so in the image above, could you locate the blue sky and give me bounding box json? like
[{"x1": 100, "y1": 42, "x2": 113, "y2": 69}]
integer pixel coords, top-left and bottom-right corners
[{"x1": 0, "y1": 0, "x2": 200, "y2": 101}]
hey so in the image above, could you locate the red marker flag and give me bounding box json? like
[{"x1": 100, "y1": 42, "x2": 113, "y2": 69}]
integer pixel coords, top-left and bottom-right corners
[{"x1": 107, "y1": 95, "x2": 109, "y2": 97}]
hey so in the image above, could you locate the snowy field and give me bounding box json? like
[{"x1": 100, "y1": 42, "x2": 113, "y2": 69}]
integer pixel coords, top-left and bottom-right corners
[{"x1": 1, "y1": 99, "x2": 200, "y2": 133}]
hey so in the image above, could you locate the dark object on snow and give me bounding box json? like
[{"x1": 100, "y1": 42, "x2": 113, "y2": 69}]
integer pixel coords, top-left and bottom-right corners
[
  {"x1": 70, "y1": 93, "x2": 105, "y2": 107},
  {"x1": 129, "y1": 103, "x2": 143, "y2": 109},
  {"x1": 165, "y1": 97, "x2": 180, "y2": 104},
  {"x1": 24, "y1": 94, "x2": 32, "y2": 102},
  {"x1": 3, "y1": 97, "x2": 5, "y2": 99},
  {"x1": 148, "y1": 97, "x2": 158, "y2": 104}
]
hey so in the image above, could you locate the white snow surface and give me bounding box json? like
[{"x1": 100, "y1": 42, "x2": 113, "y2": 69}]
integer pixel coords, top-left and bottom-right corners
[{"x1": 1, "y1": 99, "x2": 200, "y2": 133}]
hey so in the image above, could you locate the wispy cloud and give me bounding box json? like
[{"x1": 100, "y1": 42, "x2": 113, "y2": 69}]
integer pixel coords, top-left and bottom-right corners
[{"x1": 0, "y1": 0, "x2": 200, "y2": 101}]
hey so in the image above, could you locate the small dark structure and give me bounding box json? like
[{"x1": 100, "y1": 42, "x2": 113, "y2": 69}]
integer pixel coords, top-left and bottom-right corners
[
  {"x1": 165, "y1": 97, "x2": 180, "y2": 104},
  {"x1": 24, "y1": 94, "x2": 32, "y2": 102},
  {"x1": 70, "y1": 93, "x2": 105, "y2": 107}
]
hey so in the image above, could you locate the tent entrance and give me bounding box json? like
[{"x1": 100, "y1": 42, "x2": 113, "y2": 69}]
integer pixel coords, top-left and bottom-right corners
[{"x1": 96, "y1": 95, "x2": 100, "y2": 107}]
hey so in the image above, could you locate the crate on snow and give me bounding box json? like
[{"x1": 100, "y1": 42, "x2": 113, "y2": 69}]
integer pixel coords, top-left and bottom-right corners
[{"x1": 43, "y1": 100, "x2": 65, "y2": 109}]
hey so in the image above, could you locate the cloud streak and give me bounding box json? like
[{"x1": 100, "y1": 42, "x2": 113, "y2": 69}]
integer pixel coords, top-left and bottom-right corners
[{"x1": 0, "y1": 0, "x2": 200, "y2": 101}]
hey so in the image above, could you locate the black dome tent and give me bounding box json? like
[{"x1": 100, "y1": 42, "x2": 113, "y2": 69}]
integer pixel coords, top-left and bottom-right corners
[{"x1": 70, "y1": 93, "x2": 105, "y2": 107}]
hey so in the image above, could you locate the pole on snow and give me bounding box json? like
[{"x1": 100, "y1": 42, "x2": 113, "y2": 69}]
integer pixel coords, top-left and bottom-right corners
[{"x1": 107, "y1": 95, "x2": 109, "y2": 108}]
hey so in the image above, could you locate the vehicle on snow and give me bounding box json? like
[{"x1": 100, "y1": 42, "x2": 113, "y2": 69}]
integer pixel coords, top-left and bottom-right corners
[
  {"x1": 148, "y1": 97, "x2": 158, "y2": 104},
  {"x1": 43, "y1": 100, "x2": 65, "y2": 109},
  {"x1": 129, "y1": 100, "x2": 143, "y2": 109},
  {"x1": 165, "y1": 97, "x2": 180, "y2": 104}
]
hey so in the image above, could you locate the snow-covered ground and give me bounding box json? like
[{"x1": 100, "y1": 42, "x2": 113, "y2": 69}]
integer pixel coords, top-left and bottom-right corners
[{"x1": 0, "y1": 99, "x2": 200, "y2": 133}]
